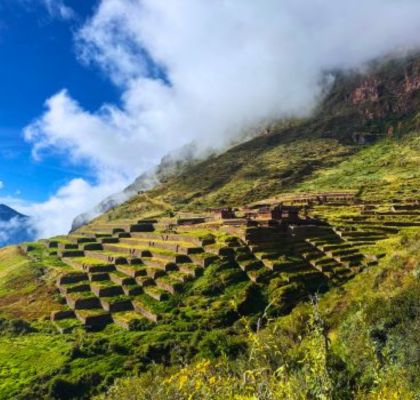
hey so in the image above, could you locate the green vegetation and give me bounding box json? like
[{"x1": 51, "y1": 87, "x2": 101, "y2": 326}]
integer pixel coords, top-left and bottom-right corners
[
  {"x1": 0, "y1": 56, "x2": 419, "y2": 399},
  {"x1": 299, "y1": 132, "x2": 420, "y2": 201},
  {"x1": 0, "y1": 332, "x2": 72, "y2": 399},
  {"x1": 97, "y1": 232, "x2": 420, "y2": 400},
  {"x1": 101, "y1": 137, "x2": 355, "y2": 220},
  {"x1": 1, "y1": 231, "x2": 418, "y2": 399},
  {"x1": 0, "y1": 246, "x2": 64, "y2": 320},
  {"x1": 96, "y1": 129, "x2": 420, "y2": 224}
]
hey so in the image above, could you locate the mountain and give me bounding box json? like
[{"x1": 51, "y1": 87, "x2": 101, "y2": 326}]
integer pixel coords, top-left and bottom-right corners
[
  {"x1": 94, "y1": 54, "x2": 420, "y2": 223},
  {"x1": 0, "y1": 204, "x2": 35, "y2": 247},
  {"x1": 0, "y1": 204, "x2": 26, "y2": 221},
  {"x1": 0, "y1": 54, "x2": 419, "y2": 399}
]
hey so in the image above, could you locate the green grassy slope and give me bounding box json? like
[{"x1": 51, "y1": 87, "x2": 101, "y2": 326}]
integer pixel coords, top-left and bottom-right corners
[
  {"x1": 0, "y1": 246, "x2": 63, "y2": 320},
  {"x1": 298, "y1": 132, "x2": 420, "y2": 201},
  {"x1": 97, "y1": 231, "x2": 420, "y2": 400},
  {"x1": 101, "y1": 127, "x2": 420, "y2": 222},
  {"x1": 0, "y1": 333, "x2": 72, "y2": 399}
]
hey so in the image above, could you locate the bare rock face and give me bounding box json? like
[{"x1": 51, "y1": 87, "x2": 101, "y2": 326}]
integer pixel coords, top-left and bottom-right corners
[
  {"x1": 351, "y1": 79, "x2": 380, "y2": 105},
  {"x1": 347, "y1": 57, "x2": 420, "y2": 121},
  {"x1": 404, "y1": 71, "x2": 420, "y2": 93}
]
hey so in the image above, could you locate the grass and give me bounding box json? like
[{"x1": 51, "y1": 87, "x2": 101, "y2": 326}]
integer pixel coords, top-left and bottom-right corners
[
  {"x1": 101, "y1": 295, "x2": 132, "y2": 304},
  {"x1": 53, "y1": 318, "x2": 82, "y2": 331},
  {"x1": 112, "y1": 311, "x2": 145, "y2": 327},
  {"x1": 298, "y1": 132, "x2": 420, "y2": 201},
  {"x1": 95, "y1": 136, "x2": 355, "y2": 222},
  {"x1": 95, "y1": 231, "x2": 420, "y2": 400},
  {"x1": 0, "y1": 246, "x2": 62, "y2": 320},
  {"x1": 74, "y1": 257, "x2": 113, "y2": 266},
  {"x1": 0, "y1": 333, "x2": 72, "y2": 399}
]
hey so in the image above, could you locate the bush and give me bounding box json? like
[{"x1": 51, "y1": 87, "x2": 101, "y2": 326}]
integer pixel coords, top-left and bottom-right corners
[
  {"x1": 49, "y1": 378, "x2": 80, "y2": 400},
  {"x1": 197, "y1": 329, "x2": 246, "y2": 359},
  {"x1": 0, "y1": 318, "x2": 35, "y2": 335}
]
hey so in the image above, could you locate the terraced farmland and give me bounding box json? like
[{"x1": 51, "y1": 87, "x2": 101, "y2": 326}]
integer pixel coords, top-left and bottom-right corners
[{"x1": 25, "y1": 193, "x2": 420, "y2": 333}]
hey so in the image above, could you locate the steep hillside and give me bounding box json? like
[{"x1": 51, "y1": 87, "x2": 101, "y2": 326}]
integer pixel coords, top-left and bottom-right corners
[
  {"x1": 0, "y1": 55, "x2": 419, "y2": 400},
  {"x1": 97, "y1": 55, "x2": 420, "y2": 222}
]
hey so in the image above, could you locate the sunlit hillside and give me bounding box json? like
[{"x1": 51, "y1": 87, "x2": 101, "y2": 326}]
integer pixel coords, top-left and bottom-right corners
[{"x1": 0, "y1": 54, "x2": 419, "y2": 400}]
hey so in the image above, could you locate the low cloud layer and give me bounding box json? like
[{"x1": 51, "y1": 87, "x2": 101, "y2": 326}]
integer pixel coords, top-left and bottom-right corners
[
  {"x1": 0, "y1": 217, "x2": 36, "y2": 247},
  {"x1": 1, "y1": 176, "x2": 132, "y2": 240},
  {"x1": 19, "y1": 0, "x2": 420, "y2": 237}
]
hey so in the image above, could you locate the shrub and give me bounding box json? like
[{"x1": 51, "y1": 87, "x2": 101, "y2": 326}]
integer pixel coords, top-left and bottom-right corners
[
  {"x1": 49, "y1": 378, "x2": 80, "y2": 400},
  {"x1": 0, "y1": 318, "x2": 35, "y2": 335}
]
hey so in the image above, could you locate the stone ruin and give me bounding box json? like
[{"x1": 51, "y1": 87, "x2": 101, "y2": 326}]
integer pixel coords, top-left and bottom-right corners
[
  {"x1": 209, "y1": 207, "x2": 236, "y2": 220},
  {"x1": 26, "y1": 189, "x2": 419, "y2": 333},
  {"x1": 270, "y1": 205, "x2": 301, "y2": 222}
]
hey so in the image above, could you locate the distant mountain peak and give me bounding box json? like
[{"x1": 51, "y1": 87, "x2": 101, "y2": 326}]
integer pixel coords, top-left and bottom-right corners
[{"x1": 0, "y1": 204, "x2": 27, "y2": 221}]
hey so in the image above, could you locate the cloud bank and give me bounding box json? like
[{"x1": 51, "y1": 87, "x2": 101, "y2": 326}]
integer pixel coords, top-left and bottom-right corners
[
  {"x1": 0, "y1": 176, "x2": 132, "y2": 239},
  {"x1": 0, "y1": 217, "x2": 36, "y2": 247},
  {"x1": 21, "y1": 0, "x2": 420, "y2": 237}
]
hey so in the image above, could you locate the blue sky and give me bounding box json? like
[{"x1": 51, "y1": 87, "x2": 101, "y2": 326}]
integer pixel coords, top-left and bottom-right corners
[{"x1": 0, "y1": 0, "x2": 119, "y2": 202}]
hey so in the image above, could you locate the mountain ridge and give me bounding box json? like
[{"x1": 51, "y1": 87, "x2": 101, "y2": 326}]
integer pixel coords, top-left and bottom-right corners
[{"x1": 0, "y1": 204, "x2": 27, "y2": 221}]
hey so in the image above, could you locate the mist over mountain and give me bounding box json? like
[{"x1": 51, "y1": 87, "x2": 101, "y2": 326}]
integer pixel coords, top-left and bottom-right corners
[
  {"x1": 0, "y1": 204, "x2": 36, "y2": 247},
  {"x1": 20, "y1": 0, "x2": 420, "y2": 239},
  {"x1": 70, "y1": 141, "x2": 209, "y2": 230}
]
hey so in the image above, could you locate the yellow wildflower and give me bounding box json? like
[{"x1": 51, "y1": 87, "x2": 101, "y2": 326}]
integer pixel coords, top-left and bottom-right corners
[
  {"x1": 195, "y1": 380, "x2": 202, "y2": 390},
  {"x1": 179, "y1": 375, "x2": 188, "y2": 389}
]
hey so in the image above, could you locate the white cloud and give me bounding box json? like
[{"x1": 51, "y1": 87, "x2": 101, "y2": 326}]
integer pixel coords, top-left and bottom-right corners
[
  {"x1": 20, "y1": 0, "x2": 420, "y2": 237},
  {"x1": 27, "y1": 0, "x2": 420, "y2": 165},
  {"x1": 0, "y1": 217, "x2": 36, "y2": 247},
  {"x1": 0, "y1": 175, "x2": 132, "y2": 239},
  {"x1": 0, "y1": 181, "x2": 4, "y2": 190},
  {"x1": 24, "y1": 88, "x2": 165, "y2": 177},
  {"x1": 41, "y1": 0, "x2": 75, "y2": 20},
  {"x1": 28, "y1": 176, "x2": 133, "y2": 238}
]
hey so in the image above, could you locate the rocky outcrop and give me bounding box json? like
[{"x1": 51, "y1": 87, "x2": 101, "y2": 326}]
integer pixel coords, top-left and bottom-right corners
[
  {"x1": 323, "y1": 54, "x2": 420, "y2": 127},
  {"x1": 350, "y1": 79, "x2": 380, "y2": 105},
  {"x1": 357, "y1": 57, "x2": 420, "y2": 119}
]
